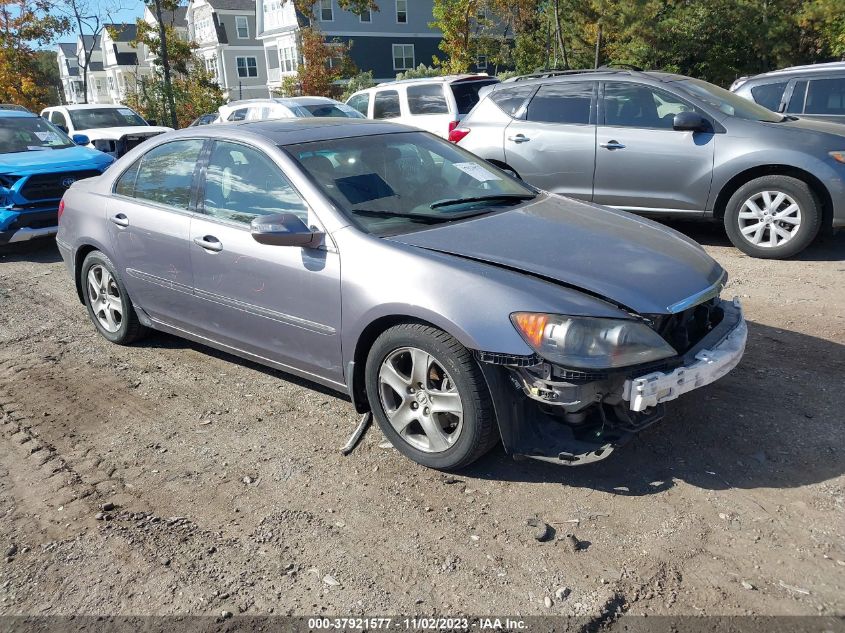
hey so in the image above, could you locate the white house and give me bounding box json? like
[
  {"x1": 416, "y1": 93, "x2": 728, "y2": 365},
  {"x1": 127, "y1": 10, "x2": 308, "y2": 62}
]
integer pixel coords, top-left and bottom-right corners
[
  {"x1": 187, "y1": 0, "x2": 269, "y2": 100},
  {"x1": 57, "y1": 42, "x2": 83, "y2": 104},
  {"x1": 100, "y1": 24, "x2": 152, "y2": 104}
]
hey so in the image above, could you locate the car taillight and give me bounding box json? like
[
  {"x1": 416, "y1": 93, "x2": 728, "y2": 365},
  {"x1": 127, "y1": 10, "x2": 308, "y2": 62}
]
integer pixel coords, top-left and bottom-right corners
[
  {"x1": 448, "y1": 127, "x2": 470, "y2": 143},
  {"x1": 57, "y1": 199, "x2": 65, "y2": 222}
]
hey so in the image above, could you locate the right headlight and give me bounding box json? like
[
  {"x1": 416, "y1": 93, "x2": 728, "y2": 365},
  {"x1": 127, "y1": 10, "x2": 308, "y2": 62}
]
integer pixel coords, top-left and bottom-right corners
[{"x1": 511, "y1": 312, "x2": 677, "y2": 370}]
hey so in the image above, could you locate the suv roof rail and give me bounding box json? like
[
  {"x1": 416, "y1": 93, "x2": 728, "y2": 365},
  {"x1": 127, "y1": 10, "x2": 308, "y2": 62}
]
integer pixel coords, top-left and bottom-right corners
[
  {"x1": 598, "y1": 63, "x2": 644, "y2": 71},
  {"x1": 502, "y1": 67, "x2": 644, "y2": 83}
]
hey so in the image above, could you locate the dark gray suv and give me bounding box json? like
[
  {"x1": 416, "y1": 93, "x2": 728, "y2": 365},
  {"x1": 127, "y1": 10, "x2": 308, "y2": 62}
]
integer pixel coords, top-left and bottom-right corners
[
  {"x1": 453, "y1": 69, "x2": 845, "y2": 259},
  {"x1": 732, "y1": 62, "x2": 845, "y2": 125}
]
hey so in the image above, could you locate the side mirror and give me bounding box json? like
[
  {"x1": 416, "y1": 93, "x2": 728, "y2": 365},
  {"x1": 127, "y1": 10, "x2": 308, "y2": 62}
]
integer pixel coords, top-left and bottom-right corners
[
  {"x1": 71, "y1": 133, "x2": 90, "y2": 146},
  {"x1": 673, "y1": 111, "x2": 710, "y2": 133},
  {"x1": 250, "y1": 213, "x2": 323, "y2": 247}
]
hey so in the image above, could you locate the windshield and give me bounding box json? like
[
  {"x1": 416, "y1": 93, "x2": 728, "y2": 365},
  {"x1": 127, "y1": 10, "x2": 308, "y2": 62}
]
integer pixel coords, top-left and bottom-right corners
[
  {"x1": 68, "y1": 107, "x2": 148, "y2": 130},
  {"x1": 676, "y1": 78, "x2": 784, "y2": 122},
  {"x1": 301, "y1": 103, "x2": 365, "y2": 119},
  {"x1": 286, "y1": 131, "x2": 536, "y2": 236},
  {"x1": 0, "y1": 117, "x2": 74, "y2": 154}
]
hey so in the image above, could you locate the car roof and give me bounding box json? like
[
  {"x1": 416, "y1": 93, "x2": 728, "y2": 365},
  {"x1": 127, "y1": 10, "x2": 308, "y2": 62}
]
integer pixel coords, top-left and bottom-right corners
[
  {"x1": 174, "y1": 118, "x2": 419, "y2": 145},
  {"x1": 287, "y1": 96, "x2": 340, "y2": 105},
  {"x1": 53, "y1": 104, "x2": 134, "y2": 110},
  {"x1": 743, "y1": 61, "x2": 845, "y2": 82},
  {"x1": 373, "y1": 74, "x2": 495, "y2": 88},
  {"x1": 0, "y1": 110, "x2": 38, "y2": 119},
  {"x1": 491, "y1": 69, "x2": 687, "y2": 90}
]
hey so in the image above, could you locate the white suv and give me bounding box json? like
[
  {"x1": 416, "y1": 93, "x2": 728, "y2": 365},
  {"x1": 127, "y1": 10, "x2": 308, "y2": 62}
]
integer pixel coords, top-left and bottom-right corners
[
  {"x1": 40, "y1": 104, "x2": 172, "y2": 157},
  {"x1": 218, "y1": 97, "x2": 364, "y2": 123},
  {"x1": 345, "y1": 75, "x2": 499, "y2": 138}
]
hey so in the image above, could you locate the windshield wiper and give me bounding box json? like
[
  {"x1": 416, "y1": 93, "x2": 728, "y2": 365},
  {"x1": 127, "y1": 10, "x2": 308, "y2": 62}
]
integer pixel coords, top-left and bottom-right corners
[
  {"x1": 352, "y1": 209, "x2": 450, "y2": 224},
  {"x1": 430, "y1": 193, "x2": 535, "y2": 209}
]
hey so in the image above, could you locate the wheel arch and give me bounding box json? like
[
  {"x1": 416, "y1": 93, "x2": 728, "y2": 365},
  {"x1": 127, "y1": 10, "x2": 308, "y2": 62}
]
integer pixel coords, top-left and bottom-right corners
[
  {"x1": 713, "y1": 164, "x2": 833, "y2": 231},
  {"x1": 73, "y1": 243, "x2": 103, "y2": 304}
]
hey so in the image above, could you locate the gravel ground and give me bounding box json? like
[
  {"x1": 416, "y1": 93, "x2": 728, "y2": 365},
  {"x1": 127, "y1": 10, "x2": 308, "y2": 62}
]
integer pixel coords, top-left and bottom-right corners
[{"x1": 0, "y1": 223, "x2": 843, "y2": 624}]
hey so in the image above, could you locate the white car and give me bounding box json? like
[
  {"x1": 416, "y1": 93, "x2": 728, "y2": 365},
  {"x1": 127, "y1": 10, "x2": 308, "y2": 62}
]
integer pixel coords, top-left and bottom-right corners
[
  {"x1": 345, "y1": 75, "x2": 498, "y2": 138},
  {"x1": 40, "y1": 104, "x2": 173, "y2": 157},
  {"x1": 218, "y1": 97, "x2": 364, "y2": 123}
]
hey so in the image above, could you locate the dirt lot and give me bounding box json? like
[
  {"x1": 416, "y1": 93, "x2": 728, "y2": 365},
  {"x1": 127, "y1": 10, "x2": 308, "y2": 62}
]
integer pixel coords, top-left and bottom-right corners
[{"x1": 0, "y1": 223, "x2": 843, "y2": 624}]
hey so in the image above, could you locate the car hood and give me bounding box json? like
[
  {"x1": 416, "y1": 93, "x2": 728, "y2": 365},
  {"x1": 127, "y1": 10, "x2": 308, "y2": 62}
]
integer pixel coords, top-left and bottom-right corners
[
  {"x1": 763, "y1": 116, "x2": 845, "y2": 137},
  {"x1": 0, "y1": 145, "x2": 113, "y2": 174},
  {"x1": 387, "y1": 194, "x2": 725, "y2": 315},
  {"x1": 79, "y1": 126, "x2": 173, "y2": 140}
]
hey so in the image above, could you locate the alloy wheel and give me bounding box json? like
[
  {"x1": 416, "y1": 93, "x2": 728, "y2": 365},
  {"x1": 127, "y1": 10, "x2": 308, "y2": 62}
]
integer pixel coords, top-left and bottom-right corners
[
  {"x1": 737, "y1": 190, "x2": 801, "y2": 249},
  {"x1": 87, "y1": 264, "x2": 123, "y2": 333},
  {"x1": 377, "y1": 346, "x2": 464, "y2": 453}
]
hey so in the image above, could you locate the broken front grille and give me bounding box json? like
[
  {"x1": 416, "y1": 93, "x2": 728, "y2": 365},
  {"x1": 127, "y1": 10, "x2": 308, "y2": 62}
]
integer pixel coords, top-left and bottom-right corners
[
  {"x1": 653, "y1": 297, "x2": 724, "y2": 354},
  {"x1": 19, "y1": 170, "x2": 101, "y2": 202}
]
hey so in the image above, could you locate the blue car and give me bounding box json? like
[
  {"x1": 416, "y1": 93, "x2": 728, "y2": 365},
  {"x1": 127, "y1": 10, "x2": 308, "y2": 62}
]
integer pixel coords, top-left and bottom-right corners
[{"x1": 0, "y1": 110, "x2": 114, "y2": 245}]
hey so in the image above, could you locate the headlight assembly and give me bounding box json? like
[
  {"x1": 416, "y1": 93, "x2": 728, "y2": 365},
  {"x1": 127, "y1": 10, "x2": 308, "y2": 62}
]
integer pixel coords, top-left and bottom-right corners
[{"x1": 511, "y1": 312, "x2": 677, "y2": 370}]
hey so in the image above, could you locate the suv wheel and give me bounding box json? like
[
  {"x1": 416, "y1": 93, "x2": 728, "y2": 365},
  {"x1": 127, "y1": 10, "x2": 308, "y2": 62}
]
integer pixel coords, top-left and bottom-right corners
[
  {"x1": 723, "y1": 175, "x2": 821, "y2": 259},
  {"x1": 365, "y1": 323, "x2": 498, "y2": 470},
  {"x1": 81, "y1": 250, "x2": 146, "y2": 345}
]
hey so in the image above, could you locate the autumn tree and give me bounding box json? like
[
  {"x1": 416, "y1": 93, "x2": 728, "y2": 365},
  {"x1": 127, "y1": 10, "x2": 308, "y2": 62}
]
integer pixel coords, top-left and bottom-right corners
[{"x1": 0, "y1": 0, "x2": 69, "y2": 110}]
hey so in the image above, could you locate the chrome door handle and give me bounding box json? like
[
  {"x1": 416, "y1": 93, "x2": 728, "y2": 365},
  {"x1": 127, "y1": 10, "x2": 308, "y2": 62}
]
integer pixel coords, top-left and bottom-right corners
[
  {"x1": 193, "y1": 236, "x2": 223, "y2": 252},
  {"x1": 109, "y1": 213, "x2": 129, "y2": 228},
  {"x1": 507, "y1": 134, "x2": 530, "y2": 143},
  {"x1": 600, "y1": 140, "x2": 626, "y2": 150}
]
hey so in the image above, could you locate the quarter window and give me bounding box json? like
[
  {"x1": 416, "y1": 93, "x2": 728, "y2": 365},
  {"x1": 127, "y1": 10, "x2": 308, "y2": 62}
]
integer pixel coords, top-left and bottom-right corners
[
  {"x1": 527, "y1": 82, "x2": 593, "y2": 125},
  {"x1": 407, "y1": 84, "x2": 448, "y2": 115},
  {"x1": 373, "y1": 90, "x2": 401, "y2": 119},
  {"x1": 787, "y1": 80, "x2": 807, "y2": 113},
  {"x1": 347, "y1": 93, "x2": 370, "y2": 116},
  {"x1": 603, "y1": 82, "x2": 694, "y2": 129},
  {"x1": 235, "y1": 15, "x2": 249, "y2": 39},
  {"x1": 805, "y1": 78, "x2": 845, "y2": 115},
  {"x1": 319, "y1": 0, "x2": 333, "y2": 21},
  {"x1": 392, "y1": 43, "x2": 414, "y2": 71},
  {"x1": 122, "y1": 139, "x2": 204, "y2": 210},
  {"x1": 489, "y1": 84, "x2": 535, "y2": 117},
  {"x1": 396, "y1": 0, "x2": 407, "y2": 23},
  {"x1": 236, "y1": 56, "x2": 258, "y2": 78},
  {"x1": 203, "y1": 141, "x2": 308, "y2": 225},
  {"x1": 750, "y1": 81, "x2": 787, "y2": 111}
]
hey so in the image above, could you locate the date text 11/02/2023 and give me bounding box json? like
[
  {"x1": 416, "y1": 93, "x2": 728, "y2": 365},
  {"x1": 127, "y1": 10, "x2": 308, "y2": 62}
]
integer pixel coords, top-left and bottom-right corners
[{"x1": 306, "y1": 617, "x2": 528, "y2": 630}]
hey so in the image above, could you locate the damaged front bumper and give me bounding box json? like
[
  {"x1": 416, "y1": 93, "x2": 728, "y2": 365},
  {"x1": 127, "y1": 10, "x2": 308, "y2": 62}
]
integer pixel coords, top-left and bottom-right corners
[{"x1": 478, "y1": 298, "x2": 746, "y2": 466}]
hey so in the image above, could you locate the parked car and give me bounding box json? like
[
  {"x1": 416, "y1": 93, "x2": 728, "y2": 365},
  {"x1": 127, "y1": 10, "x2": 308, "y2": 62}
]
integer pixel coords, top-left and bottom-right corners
[
  {"x1": 218, "y1": 97, "x2": 364, "y2": 123},
  {"x1": 40, "y1": 104, "x2": 173, "y2": 158},
  {"x1": 0, "y1": 104, "x2": 31, "y2": 112},
  {"x1": 452, "y1": 68, "x2": 845, "y2": 259},
  {"x1": 731, "y1": 62, "x2": 845, "y2": 125},
  {"x1": 57, "y1": 119, "x2": 746, "y2": 469},
  {"x1": 188, "y1": 113, "x2": 220, "y2": 127},
  {"x1": 0, "y1": 110, "x2": 114, "y2": 245},
  {"x1": 345, "y1": 75, "x2": 499, "y2": 138}
]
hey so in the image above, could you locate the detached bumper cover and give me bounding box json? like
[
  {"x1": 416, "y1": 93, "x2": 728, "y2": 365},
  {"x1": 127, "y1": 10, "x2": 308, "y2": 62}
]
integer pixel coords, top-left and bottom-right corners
[{"x1": 623, "y1": 299, "x2": 746, "y2": 412}]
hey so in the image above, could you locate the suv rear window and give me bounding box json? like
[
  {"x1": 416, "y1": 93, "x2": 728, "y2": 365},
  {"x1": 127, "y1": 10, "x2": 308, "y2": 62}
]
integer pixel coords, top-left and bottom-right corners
[
  {"x1": 407, "y1": 84, "x2": 449, "y2": 114},
  {"x1": 450, "y1": 80, "x2": 497, "y2": 114},
  {"x1": 750, "y1": 81, "x2": 787, "y2": 111},
  {"x1": 374, "y1": 90, "x2": 401, "y2": 119},
  {"x1": 805, "y1": 78, "x2": 845, "y2": 115},
  {"x1": 489, "y1": 84, "x2": 535, "y2": 117}
]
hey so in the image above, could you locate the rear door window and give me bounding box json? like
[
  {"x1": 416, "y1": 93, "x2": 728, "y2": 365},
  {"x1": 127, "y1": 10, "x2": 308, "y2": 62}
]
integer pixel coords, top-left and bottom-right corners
[
  {"x1": 805, "y1": 78, "x2": 845, "y2": 115},
  {"x1": 407, "y1": 84, "x2": 449, "y2": 114},
  {"x1": 750, "y1": 81, "x2": 788, "y2": 111},
  {"x1": 347, "y1": 93, "x2": 369, "y2": 116},
  {"x1": 786, "y1": 80, "x2": 808, "y2": 113},
  {"x1": 527, "y1": 82, "x2": 593, "y2": 125},
  {"x1": 373, "y1": 90, "x2": 401, "y2": 119},
  {"x1": 450, "y1": 80, "x2": 497, "y2": 114},
  {"x1": 130, "y1": 139, "x2": 205, "y2": 210}
]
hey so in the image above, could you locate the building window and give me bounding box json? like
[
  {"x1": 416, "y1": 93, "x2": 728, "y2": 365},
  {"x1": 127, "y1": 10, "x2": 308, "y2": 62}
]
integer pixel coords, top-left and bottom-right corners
[
  {"x1": 476, "y1": 55, "x2": 487, "y2": 70},
  {"x1": 325, "y1": 43, "x2": 343, "y2": 69},
  {"x1": 108, "y1": 76, "x2": 115, "y2": 90},
  {"x1": 359, "y1": 8, "x2": 371, "y2": 22},
  {"x1": 235, "y1": 15, "x2": 249, "y2": 39},
  {"x1": 236, "y1": 56, "x2": 258, "y2": 78},
  {"x1": 195, "y1": 17, "x2": 215, "y2": 42},
  {"x1": 396, "y1": 0, "x2": 407, "y2": 23},
  {"x1": 279, "y1": 45, "x2": 297, "y2": 73},
  {"x1": 319, "y1": 0, "x2": 333, "y2": 21},
  {"x1": 263, "y1": 0, "x2": 283, "y2": 30},
  {"x1": 204, "y1": 55, "x2": 219, "y2": 80},
  {"x1": 392, "y1": 43, "x2": 414, "y2": 71}
]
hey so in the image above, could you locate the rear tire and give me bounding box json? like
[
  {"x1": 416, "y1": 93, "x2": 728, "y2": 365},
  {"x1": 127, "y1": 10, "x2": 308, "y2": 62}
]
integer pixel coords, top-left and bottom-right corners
[
  {"x1": 365, "y1": 323, "x2": 498, "y2": 470},
  {"x1": 723, "y1": 175, "x2": 821, "y2": 259},
  {"x1": 80, "y1": 250, "x2": 147, "y2": 345}
]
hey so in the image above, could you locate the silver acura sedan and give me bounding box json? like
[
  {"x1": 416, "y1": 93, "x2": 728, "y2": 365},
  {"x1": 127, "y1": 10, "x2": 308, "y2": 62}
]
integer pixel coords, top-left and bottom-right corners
[{"x1": 56, "y1": 119, "x2": 747, "y2": 469}]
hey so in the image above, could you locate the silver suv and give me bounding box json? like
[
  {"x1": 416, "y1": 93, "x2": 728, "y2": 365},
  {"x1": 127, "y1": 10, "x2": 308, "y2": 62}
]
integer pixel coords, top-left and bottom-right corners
[{"x1": 453, "y1": 69, "x2": 845, "y2": 258}]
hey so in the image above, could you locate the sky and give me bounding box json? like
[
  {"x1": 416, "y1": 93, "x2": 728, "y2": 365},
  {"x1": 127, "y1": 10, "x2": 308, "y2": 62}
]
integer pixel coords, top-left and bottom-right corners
[{"x1": 43, "y1": 1, "x2": 147, "y2": 49}]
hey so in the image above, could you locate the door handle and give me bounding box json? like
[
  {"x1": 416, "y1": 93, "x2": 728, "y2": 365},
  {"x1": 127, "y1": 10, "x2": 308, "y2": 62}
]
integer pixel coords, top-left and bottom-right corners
[
  {"x1": 109, "y1": 213, "x2": 129, "y2": 228},
  {"x1": 193, "y1": 236, "x2": 223, "y2": 252},
  {"x1": 600, "y1": 140, "x2": 626, "y2": 150},
  {"x1": 507, "y1": 134, "x2": 530, "y2": 143}
]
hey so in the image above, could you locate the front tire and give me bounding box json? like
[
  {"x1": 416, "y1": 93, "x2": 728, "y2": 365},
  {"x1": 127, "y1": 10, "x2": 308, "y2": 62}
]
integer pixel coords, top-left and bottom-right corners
[
  {"x1": 723, "y1": 175, "x2": 821, "y2": 259},
  {"x1": 81, "y1": 250, "x2": 146, "y2": 345},
  {"x1": 365, "y1": 323, "x2": 498, "y2": 470}
]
